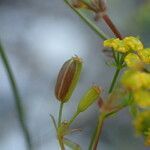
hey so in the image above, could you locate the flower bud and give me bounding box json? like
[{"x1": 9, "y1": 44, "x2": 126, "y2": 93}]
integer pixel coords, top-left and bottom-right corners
[
  {"x1": 77, "y1": 86, "x2": 101, "y2": 113},
  {"x1": 55, "y1": 56, "x2": 83, "y2": 103}
]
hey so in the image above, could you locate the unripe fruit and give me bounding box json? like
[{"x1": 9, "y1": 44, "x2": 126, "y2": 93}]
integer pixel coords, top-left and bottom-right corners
[{"x1": 77, "y1": 86, "x2": 101, "y2": 112}]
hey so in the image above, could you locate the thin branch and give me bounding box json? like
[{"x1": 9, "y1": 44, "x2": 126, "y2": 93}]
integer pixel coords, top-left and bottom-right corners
[
  {"x1": 0, "y1": 43, "x2": 32, "y2": 150},
  {"x1": 64, "y1": 0, "x2": 108, "y2": 40}
]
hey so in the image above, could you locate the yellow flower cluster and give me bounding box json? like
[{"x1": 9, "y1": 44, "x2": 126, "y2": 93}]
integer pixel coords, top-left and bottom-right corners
[
  {"x1": 134, "y1": 111, "x2": 150, "y2": 146},
  {"x1": 103, "y1": 36, "x2": 143, "y2": 53},
  {"x1": 103, "y1": 36, "x2": 150, "y2": 108},
  {"x1": 121, "y1": 70, "x2": 150, "y2": 91},
  {"x1": 104, "y1": 36, "x2": 150, "y2": 145},
  {"x1": 104, "y1": 36, "x2": 150, "y2": 68},
  {"x1": 125, "y1": 48, "x2": 150, "y2": 69},
  {"x1": 104, "y1": 38, "x2": 129, "y2": 52}
]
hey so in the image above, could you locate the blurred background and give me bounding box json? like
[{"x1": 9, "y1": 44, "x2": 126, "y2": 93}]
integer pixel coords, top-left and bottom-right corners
[{"x1": 0, "y1": 0, "x2": 150, "y2": 149}]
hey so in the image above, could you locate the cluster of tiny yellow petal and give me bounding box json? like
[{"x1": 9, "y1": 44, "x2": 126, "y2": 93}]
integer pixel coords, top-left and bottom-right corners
[
  {"x1": 138, "y1": 48, "x2": 150, "y2": 64},
  {"x1": 104, "y1": 38, "x2": 129, "y2": 53},
  {"x1": 124, "y1": 53, "x2": 143, "y2": 69},
  {"x1": 103, "y1": 36, "x2": 143, "y2": 53},
  {"x1": 134, "y1": 90, "x2": 150, "y2": 108},
  {"x1": 121, "y1": 70, "x2": 150, "y2": 108},
  {"x1": 121, "y1": 70, "x2": 150, "y2": 90},
  {"x1": 123, "y1": 36, "x2": 143, "y2": 51},
  {"x1": 134, "y1": 111, "x2": 150, "y2": 146},
  {"x1": 104, "y1": 36, "x2": 150, "y2": 69},
  {"x1": 124, "y1": 49, "x2": 150, "y2": 69}
]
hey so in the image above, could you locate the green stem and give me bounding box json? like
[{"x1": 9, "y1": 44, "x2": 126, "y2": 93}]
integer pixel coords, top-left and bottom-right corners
[
  {"x1": 108, "y1": 52, "x2": 125, "y2": 93},
  {"x1": 58, "y1": 102, "x2": 64, "y2": 126},
  {"x1": 117, "y1": 52, "x2": 120, "y2": 64},
  {"x1": 58, "y1": 138, "x2": 65, "y2": 150},
  {"x1": 89, "y1": 103, "x2": 128, "y2": 150},
  {"x1": 88, "y1": 119, "x2": 98, "y2": 150},
  {"x1": 88, "y1": 49, "x2": 122, "y2": 150},
  {"x1": 64, "y1": 1, "x2": 127, "y2": 149},
  {"x1": 64, "y1": 0, "x2": 108, "y2": 40},
  {"x1": 57, "y1": 103, "x2": 65, "y2": 149},
  {"x1": 89, "y1": 57, "x2": 123, "y2": 149},
  {"x1": 108, "y1": 68, "x2": 120, "y2": 93},
  {"x1": 0, "y1": 43, "x2": 32, "y2": 149},
  {"x1": 105, "y1": 104, "x2": 127, "y2": 118},
  {"x1": 68, "y1": 111, "x2": 80, "y2": 126},
  {"x1": 89, "y1": 66, "x2": 122, "y2": 150},
  {"x1": 112, "y1": 50, "x2": 118, "y2": 64},
  {"x1": 90, "y1": 113, "x2": 106, "y2": 150}
]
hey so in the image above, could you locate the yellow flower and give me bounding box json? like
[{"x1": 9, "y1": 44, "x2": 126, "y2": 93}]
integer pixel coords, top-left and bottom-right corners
[
  {"x1": 121, "y1": 70, "x2": 142, "y2": 90},
  {"x1": 103, "y1": 38, "x2": 129, "y2": 53},
  {"x1": 138, "y1": 48, "x2": 150, "y2": 64},
  {"x1": 121, "y1": 70, "x2": 150, "y2": 91},
  {"x1": 141, "y1": 72, "x2": 150, "y2": 89},
  {"x1": 134, "y1": 111, "x2": 150, "y2": 146},
  {"x1": 134, "y1": 90, "x2": 150, "y2": 108},
  {"x1": 123, "y1": 36, "x2": 143, "y2": 51},
  {"x1": 124, "y1": 53, "x2": 143, "y2": 69},
  {"x1": 103, "y1": 36, "x2": 144, "y2": 53}
]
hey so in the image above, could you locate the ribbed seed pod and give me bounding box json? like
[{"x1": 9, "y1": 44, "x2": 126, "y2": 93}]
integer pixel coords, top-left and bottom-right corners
[
  {"x1": 55, "y1": 56, "x2": 83, "y2": 103},
  {"x1": 98, "y1": 0, "x2": 107, "y2": 13},
  {"x1": 77, "y1": 86, "x2": 101, "y2": 113}
]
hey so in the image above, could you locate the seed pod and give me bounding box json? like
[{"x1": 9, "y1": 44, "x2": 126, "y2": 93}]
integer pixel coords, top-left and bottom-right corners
[
  {"x1": 77, "y1": 86, "x2": 101, "y2": 113},
  {"x1": 90, "y1": 0, "x2": 107, "y2": 12},
  {"x1": 55, "y1": 56, "x2": 83, "y2": 103},
  {"x1": 98, "y1": 0, "x2": 107, "y2": 13}
]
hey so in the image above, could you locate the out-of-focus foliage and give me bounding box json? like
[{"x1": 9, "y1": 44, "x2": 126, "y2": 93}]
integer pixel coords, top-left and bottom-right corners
[{"x1": 136, "y1": 2, "x2": 150, "y2": 33}]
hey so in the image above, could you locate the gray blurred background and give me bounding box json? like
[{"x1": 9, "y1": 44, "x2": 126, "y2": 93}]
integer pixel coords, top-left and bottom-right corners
[{"x1": 0, "y1": 0, "x2": 150, "y2": 150}]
